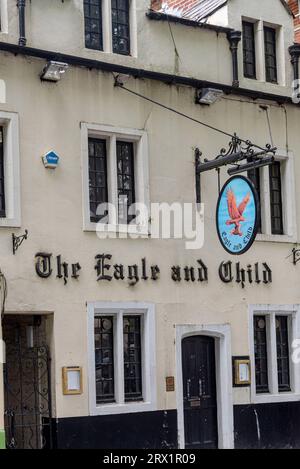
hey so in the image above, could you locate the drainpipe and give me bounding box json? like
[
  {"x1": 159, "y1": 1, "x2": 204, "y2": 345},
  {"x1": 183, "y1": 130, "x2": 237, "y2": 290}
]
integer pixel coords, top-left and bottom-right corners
[
  {"x1": 289, "y1": 44, "x2": 300, "y2": 82},
  {"x1": 17, "y1": 0, "x2": 27, "y2": 46},
  {"x1": 227, "y1": 30, "x2": 242, "y2": 88}
]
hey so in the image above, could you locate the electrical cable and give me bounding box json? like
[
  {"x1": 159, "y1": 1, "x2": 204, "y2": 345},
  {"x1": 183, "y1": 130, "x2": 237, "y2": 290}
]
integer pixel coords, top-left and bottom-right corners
[{"x1": 115, "y1": 80, "x2": 271, "y2": 152}]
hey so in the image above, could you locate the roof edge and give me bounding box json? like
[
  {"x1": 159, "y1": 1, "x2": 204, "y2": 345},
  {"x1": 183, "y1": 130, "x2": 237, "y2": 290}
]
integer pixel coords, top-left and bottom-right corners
[{"x1": 147, "y1": 10, "x2": 233, "y2": 34}]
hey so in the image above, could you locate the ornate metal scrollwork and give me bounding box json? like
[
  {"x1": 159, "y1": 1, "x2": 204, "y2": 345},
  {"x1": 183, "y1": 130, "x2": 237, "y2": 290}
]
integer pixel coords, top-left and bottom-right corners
[
  {"x1": 197, "y1": 134, "x2": 276, "y2": 174},
  {"x1": 12, "y1": 230, "x2": 28, "y2": 255}
]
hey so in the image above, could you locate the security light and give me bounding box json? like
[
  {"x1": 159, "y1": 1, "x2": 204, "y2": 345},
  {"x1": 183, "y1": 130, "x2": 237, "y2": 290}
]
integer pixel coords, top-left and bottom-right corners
[
  {"x1": 196, "y1": 88, "x2": 224, "y2": 105},
  {"x1": 227, "y1": 156, "x2": 274, "y2": 176},
  {"x1": 40, "y1": 61, "x2": 69, "y2": 82}
]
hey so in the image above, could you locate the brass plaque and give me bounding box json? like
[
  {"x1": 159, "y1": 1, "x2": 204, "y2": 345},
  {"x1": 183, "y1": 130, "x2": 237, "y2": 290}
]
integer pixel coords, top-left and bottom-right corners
[
  {"x1": 190, "y1": 399, "x2": 201, "y2": 408},
  {"x1": 166, "y1": 376, "x2": 175, "y2": 392}
]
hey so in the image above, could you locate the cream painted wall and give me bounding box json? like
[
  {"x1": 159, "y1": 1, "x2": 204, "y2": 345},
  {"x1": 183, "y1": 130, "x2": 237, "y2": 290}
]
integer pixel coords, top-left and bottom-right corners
[
  {"x1": 0, "y1": 0, "x2": 293, "y2": 95},
  {"x1": 0, "y1": 49, "x2": 299, "y2": 417}
]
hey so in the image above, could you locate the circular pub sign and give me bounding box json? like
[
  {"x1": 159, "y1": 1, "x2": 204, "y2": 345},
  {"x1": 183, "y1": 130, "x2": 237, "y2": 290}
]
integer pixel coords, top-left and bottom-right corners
[{"x1": 216, "y1": 175, "x2": 260, "y2": 255}]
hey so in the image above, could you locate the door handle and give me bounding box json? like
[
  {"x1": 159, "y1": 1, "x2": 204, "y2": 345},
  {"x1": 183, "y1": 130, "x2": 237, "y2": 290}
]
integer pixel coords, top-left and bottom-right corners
[
  {"x1": 199, "y1": 379, "x2": 203, "y2": 397},
  {"x1": 187, "y1": 379, "x2": 191, "y2": 399}
]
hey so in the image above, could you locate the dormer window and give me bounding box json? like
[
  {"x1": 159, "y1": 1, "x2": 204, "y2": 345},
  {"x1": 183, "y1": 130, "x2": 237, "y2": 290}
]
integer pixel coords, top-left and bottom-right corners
[
  {"x1": 242, "y1": 17, "x2": 281, "y2": 85},
  {"x1": 84, "y1": 0, "x2": 103, "y2": 51},
  {"x1": 84, "y1": 0, "x2": 133, "y2": 56},
  {"x1": 112, "y1": 0, "x2": 131, "y2": 55},
  {"x1": 242, "y1": 21, "x2": 256, "y2": 79},
  {"x1": 264, "y1": 26, "x2": 278, "y2": 83}
]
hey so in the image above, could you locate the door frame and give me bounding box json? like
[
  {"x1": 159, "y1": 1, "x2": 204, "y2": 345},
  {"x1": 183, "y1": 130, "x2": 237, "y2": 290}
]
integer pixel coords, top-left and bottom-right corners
[{"x1": 175, "y1": 324, "x2": 234, "y2": 449}]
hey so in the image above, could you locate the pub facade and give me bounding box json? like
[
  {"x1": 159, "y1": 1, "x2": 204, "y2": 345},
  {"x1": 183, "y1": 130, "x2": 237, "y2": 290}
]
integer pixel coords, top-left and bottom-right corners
[{"x1": 0, "y1": 0, "x2": 300, "y2": 449}]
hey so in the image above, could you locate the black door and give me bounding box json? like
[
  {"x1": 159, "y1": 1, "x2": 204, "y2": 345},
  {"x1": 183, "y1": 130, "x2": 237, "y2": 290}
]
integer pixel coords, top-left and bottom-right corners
[
  {"x1": 182, "y1": 336, "x2": 218, "y2": 449},
  {"x1": 3, "y1": 315, "x2": 53, "y2": 449}
]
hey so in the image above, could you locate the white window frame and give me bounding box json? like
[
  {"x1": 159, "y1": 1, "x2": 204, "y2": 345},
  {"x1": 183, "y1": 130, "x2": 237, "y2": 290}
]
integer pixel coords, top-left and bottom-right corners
[
  {"x1": 0, "y1": 0, "x2": 8, "y2": 34},
  {"x1": 0, "y1": 111, "x2": 21, "y2": 228},
  {"x1": 83, "y1": 0, "x2": 138, "y2": 58},
  {"x1": 256, "y1": 149, "x2": 297, "y2": 243},
  {"x1": 249, "y1": 304, "x2": 300, "y2": 405},
  {"x1": 81, "y1": 122, "x2": 150, "y2": 235},
  {"x1": 87, "y1": 301, "x2": 156, "y2": 416},
  {"x1": 243, "y1": 19, "x2": 285, "y2": 86}
]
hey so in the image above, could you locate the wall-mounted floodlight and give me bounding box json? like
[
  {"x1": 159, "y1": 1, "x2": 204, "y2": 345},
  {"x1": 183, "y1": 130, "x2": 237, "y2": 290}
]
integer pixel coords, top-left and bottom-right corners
[
  {"x1": 196, "y1": 88, "x2": 224, "y2": 105},
  {"x1": 40, "y1": 61, "x2": 69, "y2": 82},
  {"x1": 227, "y1": 156, "x2": 274, "y2": 176}
]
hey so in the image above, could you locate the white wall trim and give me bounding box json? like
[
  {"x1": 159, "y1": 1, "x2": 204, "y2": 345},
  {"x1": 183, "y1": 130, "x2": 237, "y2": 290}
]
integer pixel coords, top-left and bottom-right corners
[
  {"x1": 0, "y1": 0, "x2": 8, "y2": 34},
  {"x1": 249, "y1": 304, "x2": 300, "y2": 405},
  {"x1": 87, "y1": 301, "x2": 157, "y2": 416},
  {"x1": 81, "y1": 122, "x2": 150, "y2": 235},
  {"x1": 175, "y1": 323, "x2": 234, "y2": 449},
  {"x1": 0, "y1": 111, "x2": 21, "y2": 228}
]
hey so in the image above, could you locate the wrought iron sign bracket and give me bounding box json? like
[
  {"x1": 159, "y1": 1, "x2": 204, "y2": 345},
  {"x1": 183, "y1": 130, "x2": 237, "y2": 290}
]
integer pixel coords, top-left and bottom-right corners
[
  {"x1": 292, "y1": 248, "x2": 300, "y2": 266},
  {"x1": 12, "y1": 230, "x2": 28, "y2": 255},
  {"x1": 195, "y1": 134, "x2": 276, "y2": 176}
]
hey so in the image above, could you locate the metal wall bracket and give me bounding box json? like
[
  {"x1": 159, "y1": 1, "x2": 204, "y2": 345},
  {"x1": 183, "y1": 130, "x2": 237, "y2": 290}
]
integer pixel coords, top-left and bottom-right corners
[
  {"x1": 292, "y1": 248, "x2": 300, "y2": 265},
  {"x1": 12, "y1": 230, "x2": 28, "y2": 255},
  {"x1": 196, "y1": 134, "x2": 276, "y2": 175}
]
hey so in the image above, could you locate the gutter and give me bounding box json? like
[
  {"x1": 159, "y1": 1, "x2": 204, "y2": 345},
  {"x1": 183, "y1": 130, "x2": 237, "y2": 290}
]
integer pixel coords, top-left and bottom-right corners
[
  {"x1": 0, "y1": 41, "x2": 293, "y2": 105},
  {"x1": 146, "y1": 10, "x2": 233, "y2": 35}
]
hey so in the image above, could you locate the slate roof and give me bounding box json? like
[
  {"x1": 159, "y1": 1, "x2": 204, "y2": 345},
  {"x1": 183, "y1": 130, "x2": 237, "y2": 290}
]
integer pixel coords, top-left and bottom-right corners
[{"x1": 153, "y1": 0, "x2": 293, "y2": 23}]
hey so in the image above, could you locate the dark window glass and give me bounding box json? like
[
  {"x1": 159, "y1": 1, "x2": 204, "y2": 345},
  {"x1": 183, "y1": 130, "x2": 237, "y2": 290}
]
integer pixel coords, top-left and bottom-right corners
[
  {"x1": 123, "y1": 316, "x2": 143, "y2": 402},
  {"x1": 0, "y1": 127, "x2": 5, "y2": 218},
  {"x1": 112, "y1": 0, "x2": 130, "y2": 55},
  {"x1": 254, "y1": 316, "x2": 269, "y2": 393},
  {"x1": 84, "y1": 0, "x2": 103, "y2": 51},
  {"x1": 276, "y1": 316, "x2": 291, "y2": 393},
  {"x1": 269, "y1": 162, "x2": 283, "y2": 235},
  {"x1": 88, "y1": 138, "x2": 108, "y2": 223},
  {"x1": 243, "y1": 22, "x2": 256, "y2": 79},
  {"x1": 248, "y1": 168, "x2": 261, "y2": 233},
  {"x1": 94, "y1": 316, "x2": 115, "y2": 404},
  {"x1": 264, "y1": 27, "x2": 277, "y2": 83},
  {"x1": 117, "y1": 141, "x2": 135, "y2": 224}
]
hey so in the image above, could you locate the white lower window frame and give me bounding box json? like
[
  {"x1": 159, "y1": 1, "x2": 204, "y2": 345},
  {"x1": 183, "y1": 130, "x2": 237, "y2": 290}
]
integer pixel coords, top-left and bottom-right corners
[
  {"x1": 256, "y1": 150, "x2": 297, "y2": 243},
  {"x1": 87, "y1": 301, "x2": 156, "y2": 416},
  {"x1": 249, "y1": 304, "x2": 300, "y2": 404}
]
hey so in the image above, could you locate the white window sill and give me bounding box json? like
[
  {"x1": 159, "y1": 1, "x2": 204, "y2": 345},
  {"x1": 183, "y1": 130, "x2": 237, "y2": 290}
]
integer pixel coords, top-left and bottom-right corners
[
  {"x1": 251, "y1": 393, "x2": 300, "y2": 405},
  {"x1": 255, "y1": 233, "x2": 297, "y2": 244},
  {"x1": 0, "y1": 217, "x2": 21, "y2": 228},
  {"x1": 84, "y1": 222, "x2": 150, "y2": 237},
  {"x1": 83, "y1": 48, "x2": 138, "y2": 60},
  {"x1": 90, "y1": 401, "x2": 155, "y2": 416}
]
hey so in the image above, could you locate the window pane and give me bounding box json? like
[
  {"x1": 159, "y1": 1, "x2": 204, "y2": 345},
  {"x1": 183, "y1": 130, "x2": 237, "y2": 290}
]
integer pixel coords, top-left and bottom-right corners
[
  {"x1": 123, "y1": 316, "x2": 143, "y2": 402},
  {"x1": 88, "y1": 138, "x2": 108, "y2": 223},
  {"x1": 94, "y1": 316, "x2": 115, "y2": 404},
  {"x1": 276, "y1": 316, "x2": 291, "y2": 393},
  {"x1": 269, "y1": 162, "x2": 283, "y2": 235},
  {"x1": 117, "y1": 141, "x2": 136, "y2": 224},
  {"x1": 247, "y1": 168, "x2": 261, "y2": 233},
  {"x1": 254, "y1": 316, "x2": 269, "y2": 393},
  {"x1": 0, "y1": 127, "x2": 5, "y2": 218},
  {"x1": 243, "y1": 22, "x2": 256, "y2": 79},
  {"x1": 84, "y1": 0, "x2": 103, "y2": 51},
  {"x1": 112, "y1": 0, "x2": 130, "y2": 55},
  {"x1": 264, "y1": 27, "x2": 277, "y2": 83}
]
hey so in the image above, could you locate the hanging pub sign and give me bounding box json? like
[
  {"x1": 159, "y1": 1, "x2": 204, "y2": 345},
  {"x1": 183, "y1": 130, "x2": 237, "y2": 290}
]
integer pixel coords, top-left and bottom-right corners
[{"x1": 216, "y1": 176, "x2": 259, "y2": 255}]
